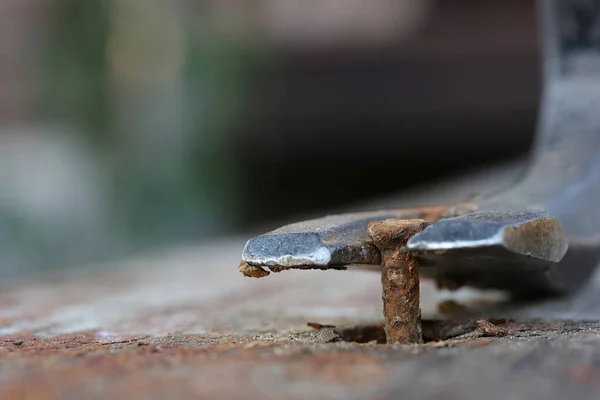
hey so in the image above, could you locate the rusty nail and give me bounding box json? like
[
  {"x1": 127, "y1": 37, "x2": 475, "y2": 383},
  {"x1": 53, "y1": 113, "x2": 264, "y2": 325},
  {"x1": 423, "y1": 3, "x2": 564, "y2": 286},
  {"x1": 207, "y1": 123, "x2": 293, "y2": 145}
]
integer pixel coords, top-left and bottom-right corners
[{"x1": 368, "y1": 219, "x2": 429, "y2": 344}]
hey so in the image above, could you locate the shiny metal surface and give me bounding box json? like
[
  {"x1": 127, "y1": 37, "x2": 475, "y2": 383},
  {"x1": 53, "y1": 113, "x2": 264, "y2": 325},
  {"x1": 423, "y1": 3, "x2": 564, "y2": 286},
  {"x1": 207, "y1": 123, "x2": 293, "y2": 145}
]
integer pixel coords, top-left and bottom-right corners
[{"x1": 240, "y1": 0, "x2": 600, "y2": 297}]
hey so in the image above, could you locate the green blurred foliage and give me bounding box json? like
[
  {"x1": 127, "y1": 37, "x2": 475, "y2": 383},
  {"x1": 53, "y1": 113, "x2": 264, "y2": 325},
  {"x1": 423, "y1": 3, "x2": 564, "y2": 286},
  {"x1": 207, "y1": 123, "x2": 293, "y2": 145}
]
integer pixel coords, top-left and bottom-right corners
[{"x1": 10, "y1": 0, "x2": 257, "y2": 273}]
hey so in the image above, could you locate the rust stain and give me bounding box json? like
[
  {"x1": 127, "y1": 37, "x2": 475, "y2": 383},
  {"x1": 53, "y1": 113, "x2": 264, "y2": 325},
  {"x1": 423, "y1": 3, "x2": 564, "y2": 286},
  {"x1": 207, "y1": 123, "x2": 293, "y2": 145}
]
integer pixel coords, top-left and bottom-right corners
[
  {"x1": 0, "y1": 320, "x2": 594, "y2": 399},
  {"x1": 238, "y1": 262, "x2": 270, "y2": 278},
  {"x1": 411, "y1": 202, "x2": 476, "y2": 222},
  {"x1": 287, "y1": 353, "x2": 386, "y2": 386},
  {"x1": 566, "y1": 365, "x2": 600, "y2": 386},
  {"x1": 0, "y1": 335, "x2": 391, "y2": 399},
  {"x1": 467, "y1": 338, "x2": 497, "y2": 348},
  {"x1": 364, "y1": 202, "x2": 476, "y2": 225}
]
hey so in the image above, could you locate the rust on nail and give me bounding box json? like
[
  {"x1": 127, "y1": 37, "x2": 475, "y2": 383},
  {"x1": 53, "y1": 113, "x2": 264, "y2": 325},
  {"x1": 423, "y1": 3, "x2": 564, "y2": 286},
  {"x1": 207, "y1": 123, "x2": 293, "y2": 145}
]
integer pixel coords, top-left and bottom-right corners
[
  {"x1": 238, "y1": 262, "x2": 270, "y2": 278},
  {"x1": 368, "y1": 219, "x2": 429, "y2": 345}
]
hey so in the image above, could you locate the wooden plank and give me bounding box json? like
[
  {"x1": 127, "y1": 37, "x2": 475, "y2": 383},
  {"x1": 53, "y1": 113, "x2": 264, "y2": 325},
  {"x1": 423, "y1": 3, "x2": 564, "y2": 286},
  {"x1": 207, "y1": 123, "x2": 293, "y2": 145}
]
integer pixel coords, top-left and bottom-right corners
[{"x1": 1, "y1": 162, "x2": 600, "y2": 399}]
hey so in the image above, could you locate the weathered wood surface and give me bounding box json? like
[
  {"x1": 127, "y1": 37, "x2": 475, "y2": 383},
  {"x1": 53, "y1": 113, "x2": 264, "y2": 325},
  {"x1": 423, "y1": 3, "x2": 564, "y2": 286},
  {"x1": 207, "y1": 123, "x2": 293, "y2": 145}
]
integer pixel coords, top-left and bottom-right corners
[{"x1": 2, "y1": 161, "x2": 600, "y2": 399}]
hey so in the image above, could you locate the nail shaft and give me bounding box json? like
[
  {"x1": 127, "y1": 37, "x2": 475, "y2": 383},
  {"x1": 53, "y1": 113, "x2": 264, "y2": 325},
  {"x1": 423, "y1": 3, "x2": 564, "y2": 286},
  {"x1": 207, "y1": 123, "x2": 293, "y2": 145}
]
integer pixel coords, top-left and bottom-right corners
[{"x1": 368, "y1": 219, "x2": 429, "y2": 344}]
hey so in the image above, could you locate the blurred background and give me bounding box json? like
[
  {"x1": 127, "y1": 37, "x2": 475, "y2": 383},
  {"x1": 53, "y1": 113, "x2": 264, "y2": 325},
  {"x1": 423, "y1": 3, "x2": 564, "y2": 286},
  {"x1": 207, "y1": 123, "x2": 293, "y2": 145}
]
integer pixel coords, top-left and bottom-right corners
[{"x1": 0, "y1": 0, "x2": 540, "y2": 279}]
